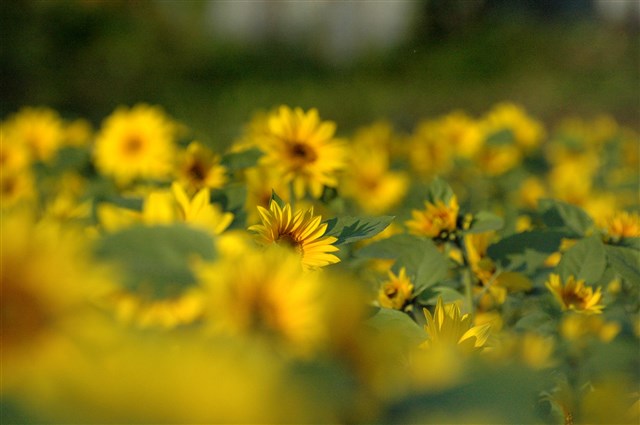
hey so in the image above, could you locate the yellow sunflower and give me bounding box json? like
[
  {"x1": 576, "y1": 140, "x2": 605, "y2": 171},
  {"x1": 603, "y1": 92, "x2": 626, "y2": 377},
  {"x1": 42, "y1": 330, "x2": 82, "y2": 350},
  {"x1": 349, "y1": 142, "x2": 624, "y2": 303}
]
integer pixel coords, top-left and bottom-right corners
[
  {"x1": 546, "y1": 274, "x2": 604, "y2": 314},
  {"x1": 1, "y1": 107, "x2": 65, "y2": 162},
  {"x1": 196, "y1": 246, "x2": 327, "y2": 354},
  {"x1": 258, "y1": 105, "x2": 346, "y2": 199},
  {"x1": 600, "y1": 210, "x2": 640, "y2": 241},
  {"x1": 175, "y1": 141, "x2": 227, "y2": 195},
  {"x1": 405, "y1": 196, "x2": 459, "y2": 239},
  {"x1": 93, "y1": 104, "x2": 177, "y2": 185},
  {"x1": 378, "y1": 267, "x2": 414, "y2": 310},
  {"x1": 248, "y1": 200, "x2": 340, "y2": 270},
  {"x1": 420, "y1": 297, "x2": 491, "y2": 353}
]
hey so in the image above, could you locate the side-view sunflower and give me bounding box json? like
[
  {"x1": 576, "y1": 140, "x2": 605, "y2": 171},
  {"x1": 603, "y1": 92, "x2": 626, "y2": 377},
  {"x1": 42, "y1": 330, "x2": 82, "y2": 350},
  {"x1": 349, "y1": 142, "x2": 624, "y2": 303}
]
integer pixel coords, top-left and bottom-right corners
[
  {"x1": 248, "y1": 200, "x2": 340, "y2": 270},
  {"x1": 546, "y1": 274, "x2": 604, "y2": 314},
  {"x1": 405, "y1": 196, "x2": 459, "y2": 239}
]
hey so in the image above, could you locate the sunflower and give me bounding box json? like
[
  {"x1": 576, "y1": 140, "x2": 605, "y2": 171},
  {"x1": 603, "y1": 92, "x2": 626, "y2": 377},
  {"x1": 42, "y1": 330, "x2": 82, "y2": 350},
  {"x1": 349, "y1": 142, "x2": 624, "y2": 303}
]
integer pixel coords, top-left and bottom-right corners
[
  {"x1": 420, "y1": 297, "x2": 491, "y2": 353},
  {"x1": 196, "y1": 246, "x2": 327, "y2": 354},
  {"x1": 378, "y1": 267, "x2": 414, "y2": 310},
  {"x1": 175, "y1": 141, "x2": 227, "y2": 195},
  {"x1": 600, "y1": 210, "x2": 640, "y2": 241},
  {"x1": 546, "y1": 274, "x2": 604, "y2": 314},
  {"x1": 248, "y1": 200, "x2": 339, "y2": 270},
  {"x1": 405, "y1": 196, "x2": 459, "y2": 239},
  {"x1": 1, "y1": 107, "x2": 65, "y2": 162},
  {"x1": 93, "y1": 104, "x2": 177, "y2": 185},
  {"x1": 258, "y1": 105, "x2": 346, "y2": 199}
]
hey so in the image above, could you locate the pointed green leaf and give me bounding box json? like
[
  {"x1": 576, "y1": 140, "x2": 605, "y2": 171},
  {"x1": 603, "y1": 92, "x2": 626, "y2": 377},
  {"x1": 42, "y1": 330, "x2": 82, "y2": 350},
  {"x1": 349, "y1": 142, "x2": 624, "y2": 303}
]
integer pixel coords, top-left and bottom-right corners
[
  {"x1": 418, "y1": 286, "x2": 465, "y2": 305},
  {"x1": 270, "y1": 190, "x2": 286, "y2": 208},
  {"x1": 366, "y1": 308, "x2": 425, "y2": 347},
  {"x1": 415, "y1": 243, "x2": 449, "y2": 290},
  {"x1": 426, "y1": 177, "x2": 455, "y2": 204},
  {"x1": 487, "y1": 230, "x2": 565, "y2": 272},
  {"x1": 556, "y1": 235, "x2": 606, "y2": 284},
  {"x1": 324, "y1": 215, "x2": 394, "y2": 245}
]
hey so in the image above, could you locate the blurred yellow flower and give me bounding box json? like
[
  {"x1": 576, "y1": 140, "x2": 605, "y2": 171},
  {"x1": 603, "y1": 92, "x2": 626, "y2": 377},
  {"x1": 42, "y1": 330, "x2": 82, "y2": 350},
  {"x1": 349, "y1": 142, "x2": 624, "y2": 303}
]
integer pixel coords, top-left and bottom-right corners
[
  {"x1": 409, "y1": 119, "x2": 455, "y2": 177},
  {"x1": 561, "y1": 313, "x2": 620, "y2": 343},
  {"x1": 546, "y1": 274, "x2": 604, "y2": 314},
  {"x1": 171, "y1": 182, "x2": 234, "y2": 234},
  {"x1": 438, "y1": 111, "x2": 484, "y2": 158},
  {"x1": 475, "y1": 144, "x2": 522, "y2": 176},
  {"x1": 518, "y1": 176, "x2": 547, "y2": 209},
  {"x1": 600, "y1": 210, "x2": 640, "y2": 240},
  {"x1": 482, "y1": 102, "x2": 545, "y2": 151},
  {"x1": 406, "y1": 196, "x2": 459, "y2": 239},
  {"x1": 378, "y1": 267, "x2": 414, "y2": 310},
  {"x1": 420, "y1": 297, "x2": 491, "y2": 353},
  {"x1": 197, "y1": 247, "x2": 327, "y2": 354},
  {"x1": 258, "y1": 105, "x2": 346, "y2": 199},
  {"x1": 63, "y1": 118, "x2": 93, "y2": 147},
  {"x1": 93, "y1": 104, "x2": 177, "y2": 185},
  {"x1": 2, "y1": 107, "x2": 65, "y2": 162},
  {"x1": 175, "y1": 141, "x2": 227, "y2": 195},
  {"x1": 249, "y1": 200, "x2": 339, "y2": 270},
  {"x1": 0, "y1": 169, "x2": 36, "y2": 209},
  {"x1": 244, "y1": 166, "x2": 291, "y2": 224}
]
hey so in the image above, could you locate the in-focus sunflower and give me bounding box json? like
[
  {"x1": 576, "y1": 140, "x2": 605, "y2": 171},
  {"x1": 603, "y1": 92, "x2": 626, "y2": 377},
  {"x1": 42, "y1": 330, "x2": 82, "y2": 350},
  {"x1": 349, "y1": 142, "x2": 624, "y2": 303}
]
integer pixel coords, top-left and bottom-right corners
[
  {"x1": 175, "y1": 141, "x2": 227, "y2": 195},
  {"x1": 93, "y1": 104, "x2": 177, "y2": 185},
  {"x1": 248, "y1": 200, "x2": 339, "y2": 270},
  {"x1": 258, "y1": 105, "x2": 346, "y2": 199},
  {"x1": 378, "y1": 267, "x2": 414, "y2": 310},
  {"x1": 546, "y1": 274, "x2": 604, "y2": 314},
  {"x1": 405, "y1": 196, "x2": 459, "y2": 239},
  {"x1": 420, "y1": 297, "x2": 491, "y2": 353}
]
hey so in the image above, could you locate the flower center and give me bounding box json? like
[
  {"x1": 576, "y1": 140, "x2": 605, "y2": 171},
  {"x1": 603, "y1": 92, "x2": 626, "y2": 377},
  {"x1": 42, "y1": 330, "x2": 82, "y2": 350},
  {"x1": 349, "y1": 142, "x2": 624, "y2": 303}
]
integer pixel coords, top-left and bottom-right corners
[
  {"x1": 188, "y1": 161, "x2": 207, "y2": 182},
  {"x1": 123, "y1": 135, "x2": 143, "y2": 155},
  {"x1": 1, "y1": 284, "x2": 50, "y2": 349},
  {"x1": 277, "y1": 233, "x2": 302, "y2": 253},
  {"x1": 289, "y1": 142, "x2": 317, "y2": 167}
]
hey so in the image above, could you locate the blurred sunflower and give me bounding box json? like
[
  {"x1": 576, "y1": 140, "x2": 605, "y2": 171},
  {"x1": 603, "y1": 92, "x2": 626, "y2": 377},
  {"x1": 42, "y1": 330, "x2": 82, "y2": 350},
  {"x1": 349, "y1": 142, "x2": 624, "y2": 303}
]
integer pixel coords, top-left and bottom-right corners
[
  {"x1": 93, "y1": 104, "x2": 177, "y2": 185},
  {"x1": 196, "y1": 247, "x2": 327, "y2": 354},
  {"x1": 545, "y1": 274, "x2": 604, "y2": 314},
  {"x1": 258, "y1": 105, "x2": 346, "y2": 199},
  {"x1": 175, "y1": 141, "x2": 227, "y2": 195},
  {"x1": 249, "y1": 200, "x2": 339, "y2": 270},
  {"x1": 420, "y1": 297, "x2": 491, "y2": 353},
  {"x1": 406, "y1": 196, "x2": 459, "y2": 239},
  {"x1": 1, "y1": 107, "x2": 65, "y2": 162},
  {"x1": 378, "y1": 267, "x2": 414, "y2": 310},
  {"x1": 600, "y1": 210, "x2": 640, "y2": 241}
]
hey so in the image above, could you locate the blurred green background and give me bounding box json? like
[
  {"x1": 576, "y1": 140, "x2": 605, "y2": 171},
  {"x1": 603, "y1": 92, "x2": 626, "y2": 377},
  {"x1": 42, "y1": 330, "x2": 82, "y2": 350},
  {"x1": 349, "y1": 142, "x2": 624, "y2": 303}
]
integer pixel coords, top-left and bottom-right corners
[{"x1": 2, "y1": 0, "x2": 638, "y2": 149}]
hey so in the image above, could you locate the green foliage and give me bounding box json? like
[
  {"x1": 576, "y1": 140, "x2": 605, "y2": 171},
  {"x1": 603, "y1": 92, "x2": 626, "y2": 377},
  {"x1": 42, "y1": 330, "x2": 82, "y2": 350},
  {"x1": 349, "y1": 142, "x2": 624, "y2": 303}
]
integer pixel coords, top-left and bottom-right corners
[
  {"x1": 270, "y1": 190, "x2": 286, "y2": 208},
  {"x1": 485, "y1": 128, "x2": 515, "y2": 146},
  {"x1": 487, "y1": 230, "x2": 565, "y2": 273},
  {"x1": 324, "y1": 215, "x2": 394, "y2": 245},
  {"x1": 95, "y1": 224, "x2": 215, "y2": 297},
  {"x1": 365, "y1": 307, "x2": 426, "y2": 347},
  {"x1": 605, "y1": 245, "x2": 640, "y2": 284},
  {"x1": 426, "y1": 177, "x2": 455, "y2": 204},
  {"x1": 556, "y1": 235, "x2": 606, "y2": 284},
  {"x1": 538, "y1": 199, "x2": 595, "y2": 238},
  {"x1": 465, "y1": 211, "x2": 504, "y2": 234},
  {"x1": 356, "y1": 234, "x2": 448, "y2": 291},
  {"x1": 220, "y1": 148, "x2": 263, "y2": 172},
  {"x1": 210, "y1": 183, "x2": 247, "y2": 229}
]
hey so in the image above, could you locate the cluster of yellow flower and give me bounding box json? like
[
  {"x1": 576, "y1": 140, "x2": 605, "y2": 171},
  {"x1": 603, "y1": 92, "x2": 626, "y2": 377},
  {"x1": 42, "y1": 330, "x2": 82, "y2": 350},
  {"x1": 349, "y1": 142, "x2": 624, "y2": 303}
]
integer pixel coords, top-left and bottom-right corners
[{"x1": 1, "y1": 103, "x2": 638, "y2": 423}]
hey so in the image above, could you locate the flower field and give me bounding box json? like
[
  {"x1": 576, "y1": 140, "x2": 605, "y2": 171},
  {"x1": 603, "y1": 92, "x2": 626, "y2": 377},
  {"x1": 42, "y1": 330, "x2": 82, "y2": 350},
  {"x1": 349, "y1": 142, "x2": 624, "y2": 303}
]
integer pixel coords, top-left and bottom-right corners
[{"x1": 1, "y1": 102, "x2": 639, "y2": 424}]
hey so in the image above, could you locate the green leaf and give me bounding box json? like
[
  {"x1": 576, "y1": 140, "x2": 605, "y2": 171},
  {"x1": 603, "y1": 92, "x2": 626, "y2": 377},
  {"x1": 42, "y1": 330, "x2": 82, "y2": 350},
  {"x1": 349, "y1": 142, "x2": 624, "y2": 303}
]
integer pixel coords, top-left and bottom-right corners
[
  {"x1": 324, "y1": 215, "x2": 394, "y2": 245},
  {"x1": 538, "y1": 198, "x2": 594, "y2": 237},
  {"x1": 605, "y1": 245, "x2": 640, "y2": 283},
  {"x1": 556, "y1": 235, "x2": 606, "y2": 284},
  {"x1": 485, "y1": 128, "x2": 515, "y2": 146},
  {"x1": 418, "y1": 286, "x2": 465, "y2": 305},
  {"x1": 465, "y1": 211, "x2": 504, "y2": 234},
  {"x1": 487, "y1": 230, "x2": 565, "y2": 273},
  {"x1": 514, "y1": 311, "x2": 555, "y2": 333},
  {"x1": 617, "y1": 237, "x2": 640, "y2": 251},
  {"x1": 95, "y1": 224, "x2": 216, "y2": 297},
  {"x1": 426, "y1": 176, "x2": 455, "y2": 204},
  {"x1": 356, "y1": 234, "x2": 447, "y2": 288},
  {"x1": 220, "y1": 148, "x2": 262, "y2": 171},
  {"x1": 270, "y1": 190, "x2": 286, "y2": 208},
  {"x1": 210, "y1": 183, "x2": 247, "y2": 229},
  {"x1": 366, "y1": 308, "x2": 425, "y2": 347}
]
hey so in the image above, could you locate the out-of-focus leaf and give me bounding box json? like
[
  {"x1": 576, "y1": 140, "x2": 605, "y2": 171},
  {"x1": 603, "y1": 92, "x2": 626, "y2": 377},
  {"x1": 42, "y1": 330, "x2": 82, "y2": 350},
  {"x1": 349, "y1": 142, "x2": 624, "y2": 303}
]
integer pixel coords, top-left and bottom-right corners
[
  {"x1": 617, "y1": 237, "x2": 640, "y2": 251},
  {"x1": 538, "y1": 199, "x2": 594, "y2": 237},
  {"x1": 270, "y1": 190, "x2": 285, "y2": 208},
  {"x1": 426, "y1": 176, "x2": 455, "y2": 204},
  {"x1": 465, "y1": 211, "x2": 504, "y2": 234},
  {"x1": 356, "y1": 234, "x2": 447, "y2": 288},
  {"x1": 366, "y1": 308, "x2": 425, "y2": 347},
  {"x1": 514, "y1": 311, "x2": 555, "y2": 334},
  {"x1": 485, "y1": 128, "x2": 515, "y2": 146},
  {"x1": 605, "y1": 245, "x2": 640, "y2": 283},
  {"x1": 324, "y1": 215, "x2": 394, "y2": 245},
  {"x1": 418, "y1": 286, "x2": 465, "y2": 305},
  {"x1": 95, "y1": 224, "x2": 215, "y2": 297},
  {"x1": 487, "y1": 230, "x2": 565, "y2": 272},
  {"x1": 210, "y1": 183, "x2": 246, "y2": 229},
  {"x1": 220, "y1": 147, "x2": 262, "y2": 171},
  {"x1": 556, "y1": 235, "x2": 606, "y2": 284}
]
